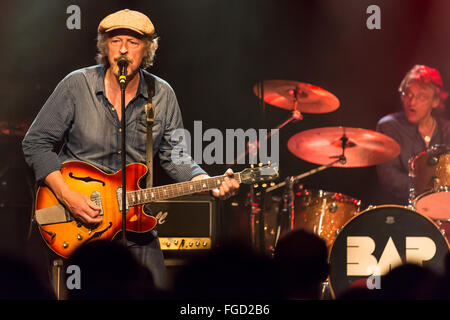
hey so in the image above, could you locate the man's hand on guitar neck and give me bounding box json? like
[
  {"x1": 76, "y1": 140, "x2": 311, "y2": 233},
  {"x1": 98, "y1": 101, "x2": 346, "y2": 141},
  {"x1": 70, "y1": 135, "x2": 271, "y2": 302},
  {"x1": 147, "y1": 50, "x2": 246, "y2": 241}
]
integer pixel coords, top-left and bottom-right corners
[
  {"x1": 192, "y1": 168, "x2": 240, "y2": 200},
  {"x1": 45, "y1": 171, "x2": 103, "y2": 226}
]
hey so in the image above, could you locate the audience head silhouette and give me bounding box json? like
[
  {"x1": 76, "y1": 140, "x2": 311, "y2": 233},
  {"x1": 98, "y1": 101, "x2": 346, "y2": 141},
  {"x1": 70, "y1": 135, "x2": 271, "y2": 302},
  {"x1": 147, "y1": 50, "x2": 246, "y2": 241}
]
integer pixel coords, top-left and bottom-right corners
[
  {"x1": 173, "y1": 243, "x2": 280, "y2": 299},
  {"x1": 0, "y1": 253, "x2": 55, "y2": 300},
  {"x1": 65, "y1": 240, "x2": 155, "y2": 300},
  {"x1": 274, "y1": 229, "x2": 329, "y2": 299}
]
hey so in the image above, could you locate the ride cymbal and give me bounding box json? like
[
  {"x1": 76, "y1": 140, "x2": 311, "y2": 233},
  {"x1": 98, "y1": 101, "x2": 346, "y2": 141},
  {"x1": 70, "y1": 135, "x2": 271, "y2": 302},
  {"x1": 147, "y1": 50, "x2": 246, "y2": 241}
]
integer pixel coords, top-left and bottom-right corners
[{"x1": 287, "y1": 127, "x2": 401, "y2": 167}]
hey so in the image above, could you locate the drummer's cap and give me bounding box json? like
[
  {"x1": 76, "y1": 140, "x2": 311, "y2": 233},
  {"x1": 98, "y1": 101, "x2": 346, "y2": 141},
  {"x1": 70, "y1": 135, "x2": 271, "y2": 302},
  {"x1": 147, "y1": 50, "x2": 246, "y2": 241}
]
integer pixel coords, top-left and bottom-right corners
[{"x1": 98, "y1": 9, "x2": 155, "y2": 36}]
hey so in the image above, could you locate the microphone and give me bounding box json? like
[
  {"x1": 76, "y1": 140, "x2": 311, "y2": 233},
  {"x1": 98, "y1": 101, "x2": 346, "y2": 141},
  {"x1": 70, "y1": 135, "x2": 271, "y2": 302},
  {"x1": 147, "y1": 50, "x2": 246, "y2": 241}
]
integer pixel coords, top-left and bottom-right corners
[{"x1": 117, "y1": 56, "x2": 129, "y2": 87}]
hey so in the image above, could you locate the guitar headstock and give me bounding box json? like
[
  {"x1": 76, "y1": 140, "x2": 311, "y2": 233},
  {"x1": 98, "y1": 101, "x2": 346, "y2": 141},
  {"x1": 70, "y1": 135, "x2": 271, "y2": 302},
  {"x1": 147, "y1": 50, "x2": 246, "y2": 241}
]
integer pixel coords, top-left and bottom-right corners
[{"x1": 238, "y1": 162, "x2": 279, "y2": 184}]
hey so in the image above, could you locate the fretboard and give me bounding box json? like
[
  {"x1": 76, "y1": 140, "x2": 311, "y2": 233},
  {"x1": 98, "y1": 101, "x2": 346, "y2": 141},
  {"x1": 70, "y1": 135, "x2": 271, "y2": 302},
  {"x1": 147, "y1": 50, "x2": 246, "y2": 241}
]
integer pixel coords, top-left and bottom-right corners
[{"x1": 126, "y1": 173, "x2": 242, "y2": 206}]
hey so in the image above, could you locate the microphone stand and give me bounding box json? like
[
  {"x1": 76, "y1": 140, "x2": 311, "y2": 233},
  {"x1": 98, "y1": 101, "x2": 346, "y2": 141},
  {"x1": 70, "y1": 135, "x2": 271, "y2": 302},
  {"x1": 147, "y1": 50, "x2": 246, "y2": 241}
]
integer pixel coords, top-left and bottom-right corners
[{"x1": 119, "y1": 59, "x2": 128, "y2": 245}]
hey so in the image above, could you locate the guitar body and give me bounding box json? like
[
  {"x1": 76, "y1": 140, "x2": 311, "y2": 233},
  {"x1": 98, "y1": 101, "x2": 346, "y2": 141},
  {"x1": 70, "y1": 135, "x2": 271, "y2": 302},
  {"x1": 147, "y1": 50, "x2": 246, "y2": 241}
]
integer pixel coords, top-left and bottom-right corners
[
  {"x1": 35, "y1": 160, "x2": 279, "y2": 258},
  {"x1": 36, "y1": 161, "x2": 157, "y2": 258}
]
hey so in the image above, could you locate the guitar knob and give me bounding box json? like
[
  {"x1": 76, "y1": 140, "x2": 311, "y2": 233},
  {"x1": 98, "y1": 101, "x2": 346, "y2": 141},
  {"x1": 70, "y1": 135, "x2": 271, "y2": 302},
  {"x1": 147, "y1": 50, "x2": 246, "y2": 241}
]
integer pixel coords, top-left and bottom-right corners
[
  {"x1": 63, "y1": 242, "x2": 69, "y2": 249},
  {"x1": 77, "y1": 234, "x2": 83, "y2": 241}
]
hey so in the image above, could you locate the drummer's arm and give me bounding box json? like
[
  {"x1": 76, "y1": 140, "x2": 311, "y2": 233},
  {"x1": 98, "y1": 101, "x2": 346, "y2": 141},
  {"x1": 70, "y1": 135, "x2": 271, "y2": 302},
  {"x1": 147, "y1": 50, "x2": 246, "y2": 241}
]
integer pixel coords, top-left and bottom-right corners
[
  {"x1": 375, "y1": 121, "x2": 411, "y2": 203},
  {"x1": 376, "y1": 158, "x2": 410, "y2": 202}
]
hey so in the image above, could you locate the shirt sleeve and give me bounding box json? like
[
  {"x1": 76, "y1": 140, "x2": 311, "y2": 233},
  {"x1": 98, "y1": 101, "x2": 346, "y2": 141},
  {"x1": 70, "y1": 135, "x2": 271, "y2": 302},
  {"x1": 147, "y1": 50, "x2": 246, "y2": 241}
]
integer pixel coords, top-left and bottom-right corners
[
  {"x1": 375, "y1": 119, "x2": 411, "y2": 203},
  {"x1": 22, "y1": 77, "x2": 75, "y2": 183},
  {"x1": 157, "y1": 85, "x2": 207, "y2": 182}
]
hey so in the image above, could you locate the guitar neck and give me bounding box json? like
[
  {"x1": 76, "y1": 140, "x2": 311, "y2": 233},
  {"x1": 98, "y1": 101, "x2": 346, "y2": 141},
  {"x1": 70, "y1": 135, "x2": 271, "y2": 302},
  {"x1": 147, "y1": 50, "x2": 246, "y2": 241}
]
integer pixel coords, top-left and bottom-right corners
[{"x1": 126, "y1": 173, "x2": 242, "y2": 206}]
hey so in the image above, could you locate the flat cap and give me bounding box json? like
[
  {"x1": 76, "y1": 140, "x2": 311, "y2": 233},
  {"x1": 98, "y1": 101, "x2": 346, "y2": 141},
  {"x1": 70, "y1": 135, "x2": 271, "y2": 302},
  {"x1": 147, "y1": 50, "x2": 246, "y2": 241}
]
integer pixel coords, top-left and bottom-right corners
[{"x1": 98, "y1": 9, "x2": 155, "y2": 36}]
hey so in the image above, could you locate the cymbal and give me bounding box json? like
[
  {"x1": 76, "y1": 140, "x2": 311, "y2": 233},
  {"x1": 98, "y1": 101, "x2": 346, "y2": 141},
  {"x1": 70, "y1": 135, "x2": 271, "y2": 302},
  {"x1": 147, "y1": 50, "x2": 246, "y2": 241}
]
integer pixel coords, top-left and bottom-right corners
[
  {"x1": 287, "y1": 127, "x2": 401, "y2": 167},
  {"x1": 253, "y1": 80, "x2": 340, "y2": 113}
]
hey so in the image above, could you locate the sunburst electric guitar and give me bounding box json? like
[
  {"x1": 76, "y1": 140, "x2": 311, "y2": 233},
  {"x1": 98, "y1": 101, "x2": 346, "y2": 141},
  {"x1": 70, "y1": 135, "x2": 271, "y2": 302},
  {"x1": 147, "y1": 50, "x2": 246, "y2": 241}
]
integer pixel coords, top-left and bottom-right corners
[{"x1": 35, "y1": 161, "x2": 279, "y2": 258}]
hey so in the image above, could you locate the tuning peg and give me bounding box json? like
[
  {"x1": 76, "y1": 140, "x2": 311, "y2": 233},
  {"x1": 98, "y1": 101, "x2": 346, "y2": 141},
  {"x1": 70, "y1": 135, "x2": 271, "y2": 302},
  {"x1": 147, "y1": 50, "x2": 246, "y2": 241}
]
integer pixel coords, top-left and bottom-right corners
[
  {"x1": 254, "y1": 184, "x2": 259, "y2": 188},
  {"x1": 268, "y1": 161, "x2": 271, "y2": 167},
  {"x1": 262, "y1": 183, "x2": 267, "y2": 188},
  {"x1": 258, "y1": 163, "x2": 262, "y2": 167},
  {"x1": 270, "y1": 182, "x2": 275, "y2": 186},
  {"x1": 250, "y1": 164, "x2": 255, "y2": 168}
]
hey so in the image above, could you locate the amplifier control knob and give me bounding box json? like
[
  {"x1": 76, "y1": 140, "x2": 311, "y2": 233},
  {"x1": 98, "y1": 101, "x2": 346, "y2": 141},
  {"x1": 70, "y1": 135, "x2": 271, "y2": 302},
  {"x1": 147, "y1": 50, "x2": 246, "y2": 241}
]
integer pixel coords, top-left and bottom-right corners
[
  {"x1": 166, "y1": 241, "x2": 171, "y2": 247},
  {"x1": 195, "y1": 241, "x2": 200, "y2": 246},
  {"x1": 174, "y1": 240, "x2": 178, "y2": 245},
  {"x1": 189, "y1": 242, "x2": 193, "y2": 247},
  {"x1": 203, "y1": 242, "x2": 208, "y2": 247}
]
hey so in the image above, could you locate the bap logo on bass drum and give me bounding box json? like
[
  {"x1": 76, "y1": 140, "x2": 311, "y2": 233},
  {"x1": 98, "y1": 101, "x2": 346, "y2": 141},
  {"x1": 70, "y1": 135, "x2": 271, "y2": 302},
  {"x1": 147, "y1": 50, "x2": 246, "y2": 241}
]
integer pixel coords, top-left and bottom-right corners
[{"x1": 328, "y1": 205, "x2": 449, "y2": 298}]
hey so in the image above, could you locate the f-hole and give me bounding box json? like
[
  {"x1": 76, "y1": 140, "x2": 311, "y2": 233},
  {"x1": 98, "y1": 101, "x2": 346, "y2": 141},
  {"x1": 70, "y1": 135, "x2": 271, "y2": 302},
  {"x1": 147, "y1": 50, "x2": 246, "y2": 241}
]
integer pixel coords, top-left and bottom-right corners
[{"x1": 69, "y1": 172, "x2": 106, "y2": 186}]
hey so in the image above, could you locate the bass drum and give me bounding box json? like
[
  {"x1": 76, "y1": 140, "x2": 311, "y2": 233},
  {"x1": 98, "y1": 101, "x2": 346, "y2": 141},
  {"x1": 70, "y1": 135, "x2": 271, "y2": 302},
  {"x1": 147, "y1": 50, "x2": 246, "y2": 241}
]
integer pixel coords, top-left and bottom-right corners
[{"x1": 328, "y1": 205, "x2": 449, "y2": 299}]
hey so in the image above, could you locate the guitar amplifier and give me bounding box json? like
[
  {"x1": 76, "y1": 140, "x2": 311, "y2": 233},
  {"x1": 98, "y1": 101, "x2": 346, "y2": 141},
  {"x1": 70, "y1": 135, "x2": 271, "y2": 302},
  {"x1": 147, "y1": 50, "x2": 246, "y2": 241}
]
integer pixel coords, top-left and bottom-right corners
[{"x1": 146, "y1": 195, "x2": 219, "y2": 251}]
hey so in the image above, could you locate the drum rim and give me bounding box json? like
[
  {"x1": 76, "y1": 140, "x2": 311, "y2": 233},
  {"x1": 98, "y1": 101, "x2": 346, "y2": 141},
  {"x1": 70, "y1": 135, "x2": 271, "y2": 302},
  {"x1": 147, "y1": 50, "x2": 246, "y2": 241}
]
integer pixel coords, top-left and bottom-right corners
[
  {"x1": 409, "y1": 143, "x2": 450, "y2": 172},
  {"x1": 327, "y1": 204, "x2": 450, "y2": 299},
  {"x1": 413, "y1": 190, "x2": 450, "y2": 221},
  {"x1": 414, "y1": 188, "x2": 450, "y2": 200},
  {"x1": 295, "y1": 188, "x2": 361, "y2": 205}
]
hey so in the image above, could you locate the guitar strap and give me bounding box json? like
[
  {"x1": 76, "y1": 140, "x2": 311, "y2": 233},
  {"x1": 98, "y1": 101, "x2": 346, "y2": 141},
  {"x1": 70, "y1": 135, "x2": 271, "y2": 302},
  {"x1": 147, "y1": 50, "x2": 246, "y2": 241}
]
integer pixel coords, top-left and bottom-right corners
[{"x1": 143, "y1": 72, "x2": 156, "y2": 188}]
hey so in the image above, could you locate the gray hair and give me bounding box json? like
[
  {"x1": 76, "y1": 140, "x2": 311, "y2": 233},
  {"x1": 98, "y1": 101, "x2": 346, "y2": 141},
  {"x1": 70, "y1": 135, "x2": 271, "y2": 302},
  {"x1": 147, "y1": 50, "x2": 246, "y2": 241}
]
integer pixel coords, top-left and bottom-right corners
[{"x1": 95, "y1": 32, "x2": 159, "y2": 69}]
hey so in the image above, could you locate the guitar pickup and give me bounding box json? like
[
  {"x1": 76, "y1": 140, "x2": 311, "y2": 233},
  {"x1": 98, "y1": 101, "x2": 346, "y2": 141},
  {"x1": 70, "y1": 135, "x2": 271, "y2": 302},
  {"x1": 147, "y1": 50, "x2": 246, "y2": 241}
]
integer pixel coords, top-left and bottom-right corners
[{"x1": 116, "y1": 187, "x2": 129, "y2": 213}]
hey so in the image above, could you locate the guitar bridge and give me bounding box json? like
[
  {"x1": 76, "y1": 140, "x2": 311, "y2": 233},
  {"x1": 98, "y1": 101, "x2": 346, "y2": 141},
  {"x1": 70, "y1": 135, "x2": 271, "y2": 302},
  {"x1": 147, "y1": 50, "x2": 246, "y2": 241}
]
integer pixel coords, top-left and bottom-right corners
[{"x1": 116, "y1": 187, "x2": 129, "y2": 213}]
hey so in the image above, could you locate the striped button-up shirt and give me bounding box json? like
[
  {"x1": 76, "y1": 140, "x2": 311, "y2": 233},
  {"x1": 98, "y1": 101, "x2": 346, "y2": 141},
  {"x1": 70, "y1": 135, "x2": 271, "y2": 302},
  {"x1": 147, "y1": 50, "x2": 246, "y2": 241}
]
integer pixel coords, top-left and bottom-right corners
[{"x1": 22, "y1": 64, "x2": 205, "y2": 184}]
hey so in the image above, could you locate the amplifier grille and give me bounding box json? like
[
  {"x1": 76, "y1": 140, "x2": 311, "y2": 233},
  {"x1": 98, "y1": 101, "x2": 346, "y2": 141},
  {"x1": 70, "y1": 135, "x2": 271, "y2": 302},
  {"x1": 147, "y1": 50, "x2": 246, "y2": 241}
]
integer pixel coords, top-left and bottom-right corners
[{"x1": 145, "y1": 195, "x2": 217, "y2": 251}]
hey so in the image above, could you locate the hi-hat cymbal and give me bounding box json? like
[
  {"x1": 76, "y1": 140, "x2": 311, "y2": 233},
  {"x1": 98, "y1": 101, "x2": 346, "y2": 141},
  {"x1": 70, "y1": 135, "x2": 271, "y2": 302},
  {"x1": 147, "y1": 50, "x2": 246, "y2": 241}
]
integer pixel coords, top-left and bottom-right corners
[
  {"x1": 253, "y1": 80, "x2": 340, "y2": 113},
  {"x1": 287, "y1": 127, "x2": 401, "y2": 167}
]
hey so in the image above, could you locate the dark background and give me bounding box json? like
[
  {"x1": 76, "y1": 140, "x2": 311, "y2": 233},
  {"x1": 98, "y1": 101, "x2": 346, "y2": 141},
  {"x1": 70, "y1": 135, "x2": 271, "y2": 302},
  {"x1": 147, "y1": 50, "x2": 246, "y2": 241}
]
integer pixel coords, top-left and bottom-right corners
[{"x1": 1, "y1": 0, "x2": 450, "y2": 256}]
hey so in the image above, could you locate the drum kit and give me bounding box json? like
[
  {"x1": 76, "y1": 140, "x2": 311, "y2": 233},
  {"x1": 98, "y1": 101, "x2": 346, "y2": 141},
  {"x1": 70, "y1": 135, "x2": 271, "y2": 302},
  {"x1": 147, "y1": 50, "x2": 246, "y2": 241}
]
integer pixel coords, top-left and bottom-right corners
[{"x1": 246, "y1": 79, "x2": 450, "y2": 298}]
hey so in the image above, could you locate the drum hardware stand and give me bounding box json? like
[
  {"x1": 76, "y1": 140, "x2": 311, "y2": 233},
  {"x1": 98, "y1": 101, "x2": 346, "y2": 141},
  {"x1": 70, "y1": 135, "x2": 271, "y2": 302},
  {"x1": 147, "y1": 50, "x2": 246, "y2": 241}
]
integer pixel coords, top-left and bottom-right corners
[
  {"x1": 228, "y1": 88, "x2": 303, "y2": 168},
  {"x1": 274, "y1": 87, "x2": 304, "y2": 130},
  {"x1": 229, "y1": 82, "x2": 305, "y2": 254},
  {"x1": 273, "y1": 177, "x2": 296, "y2": 250},
  {"x1": 266, "y1": 157, "x2": 346, "y2": 194},
  {"x1": 320, "y1": 281, "x2": 331, "y2": 300},
  {"x1": 266, "y1": 136, "x2": 348, "y2": 254}
]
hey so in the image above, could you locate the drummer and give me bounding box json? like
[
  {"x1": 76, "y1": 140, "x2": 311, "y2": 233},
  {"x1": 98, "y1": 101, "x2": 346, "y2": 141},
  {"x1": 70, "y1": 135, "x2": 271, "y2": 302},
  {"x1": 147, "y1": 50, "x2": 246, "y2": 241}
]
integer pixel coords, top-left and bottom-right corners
[{"x1": 376, "y1": 64, "x2": 450, "y2": 204}]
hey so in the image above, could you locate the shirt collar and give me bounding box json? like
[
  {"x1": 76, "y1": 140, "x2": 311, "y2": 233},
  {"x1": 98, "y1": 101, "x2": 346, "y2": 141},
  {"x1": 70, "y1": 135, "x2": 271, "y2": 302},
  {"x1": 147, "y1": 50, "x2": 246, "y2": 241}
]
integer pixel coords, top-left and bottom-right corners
[{"x1": 94, "y1": 65, "x2": 148, "y2": 99}]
